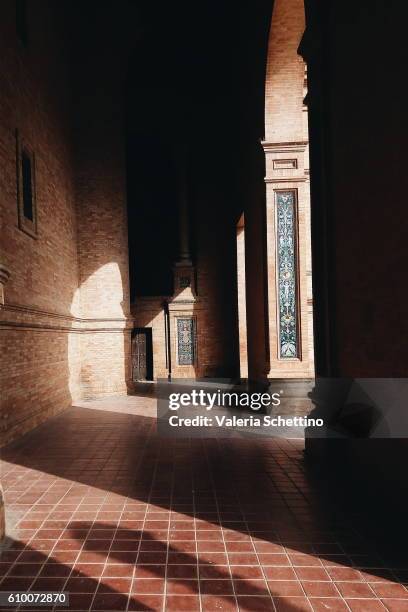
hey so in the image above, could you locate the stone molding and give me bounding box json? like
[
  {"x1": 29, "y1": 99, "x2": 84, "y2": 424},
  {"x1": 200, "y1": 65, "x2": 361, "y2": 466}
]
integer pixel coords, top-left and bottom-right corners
[
  {"x1": 262, "y1": 141, "x2": 308, "y2": 153},
  {"x1": 265, "y1": 177, "x2": 308, "y2": 184},
  {"x1": 0, "y1": 303, "x2": 132, "y2": 333}
]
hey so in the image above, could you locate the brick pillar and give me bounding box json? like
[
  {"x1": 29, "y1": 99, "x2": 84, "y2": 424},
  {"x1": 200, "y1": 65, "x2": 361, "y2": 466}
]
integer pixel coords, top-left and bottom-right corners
[
  {"x1": 167, "y1": 146, "x2": 205, "y2": 379},
  {"x1": 75, "y1": 77, "x2": 131, "y2": 398},
  {"x1": 236, "y1": 216, "x2": 248, "y2": 379},
  {"x1": 244, "y1": 143, "x2": 270, "y2": 384},
  {"x1": 263, "y1": 0, "x2": 314, "y2": 379},
  {"x1": 176, "y1": 149, "x2": 192, "y2": 266}
]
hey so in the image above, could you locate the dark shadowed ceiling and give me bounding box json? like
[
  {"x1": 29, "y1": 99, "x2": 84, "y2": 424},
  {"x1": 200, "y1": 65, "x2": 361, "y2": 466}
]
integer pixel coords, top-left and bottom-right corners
[{"x1": 71, "y1": 0, "x2": 273, "y2": 297}]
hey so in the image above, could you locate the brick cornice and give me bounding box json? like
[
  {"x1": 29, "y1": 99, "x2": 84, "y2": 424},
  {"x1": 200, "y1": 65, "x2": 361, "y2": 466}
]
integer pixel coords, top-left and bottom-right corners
[
  {"x1": 0, "y1": 303, "x2": 133, "y2": 333},
  {"x1": 265, "y1": 177, "x2": 308, "y2": 184},
  {"x1": 262, "y1": 141, "x2": 308, "y2": 154}
]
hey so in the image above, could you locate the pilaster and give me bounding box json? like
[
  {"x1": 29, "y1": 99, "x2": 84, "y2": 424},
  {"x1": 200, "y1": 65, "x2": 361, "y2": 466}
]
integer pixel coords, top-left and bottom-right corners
[{"x1": 263, "y1": 141, "x2": 314, "y2": 378}]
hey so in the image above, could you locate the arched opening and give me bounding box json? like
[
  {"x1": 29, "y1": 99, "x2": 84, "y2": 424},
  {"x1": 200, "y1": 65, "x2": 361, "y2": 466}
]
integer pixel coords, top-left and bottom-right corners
[{"x1": 123, "y1": 0, "x2": 315, "y2": 387}]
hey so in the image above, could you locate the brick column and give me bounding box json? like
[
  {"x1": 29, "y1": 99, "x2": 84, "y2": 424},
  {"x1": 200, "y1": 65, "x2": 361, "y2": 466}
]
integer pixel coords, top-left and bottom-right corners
[
  {"x1": 75, "y1": 72, "x2": 132, "y2": 398},
  {"x1": 263, "y1": 0, "x2": 314, "y2": 379},
  {"x1": 244, "y1": 144, "x2": 270, "y2": 384},
  {"x1": 236, "y1": 216, "x2": 248, "y2": 379},
  {"x1": 167, "y1": 146, "x2": 205, "y2": 379},
  {"x1": 176, "y1": 150, "x2": 192, "y2": 266}
]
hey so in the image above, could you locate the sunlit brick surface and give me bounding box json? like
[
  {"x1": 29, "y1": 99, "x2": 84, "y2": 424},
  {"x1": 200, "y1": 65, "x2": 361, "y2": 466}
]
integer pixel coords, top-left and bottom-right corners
[{"x1": 1, "y1": 396, "x2": 407, "y2": 611}]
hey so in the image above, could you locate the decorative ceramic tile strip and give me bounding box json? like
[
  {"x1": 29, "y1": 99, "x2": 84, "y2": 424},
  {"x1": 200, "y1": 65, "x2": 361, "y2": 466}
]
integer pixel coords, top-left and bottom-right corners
[
  {"x1": 276, "y1": 190, "x2": 299, "y2": 358},
  {"x1": 177, "y1": 317, "x2": 196, "y2": 365}
]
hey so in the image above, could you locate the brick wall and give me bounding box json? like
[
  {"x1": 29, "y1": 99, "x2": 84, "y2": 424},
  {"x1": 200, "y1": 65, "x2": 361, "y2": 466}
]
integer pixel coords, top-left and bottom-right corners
[
  {"x1": 72, "y1": 2, "x2": 136, "y2": 398},
  {"x1": 0, "y1": 1, "x2": 132, "y2": 445},
  {"x1": 0, "y1": 0, "x2": 80, "y2": 445},
  {"x1": 264, "y1": 0, "x2": 305, "y2": 144}
]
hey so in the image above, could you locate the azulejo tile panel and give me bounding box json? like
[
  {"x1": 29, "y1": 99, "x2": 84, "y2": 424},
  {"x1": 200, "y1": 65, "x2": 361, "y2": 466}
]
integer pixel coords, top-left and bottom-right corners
[
  {"x1": 177, "y1": 317, "x2": 196, "y2": 365},
  {"x1": 276, "y1": 190, "x2": 299, "y2": 359}
]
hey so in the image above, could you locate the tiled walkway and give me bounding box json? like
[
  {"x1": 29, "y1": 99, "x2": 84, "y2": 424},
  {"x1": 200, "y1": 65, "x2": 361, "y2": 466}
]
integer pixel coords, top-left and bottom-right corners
[{"x1": 1, "y1": 396, "x2": 407, "y2": 611}]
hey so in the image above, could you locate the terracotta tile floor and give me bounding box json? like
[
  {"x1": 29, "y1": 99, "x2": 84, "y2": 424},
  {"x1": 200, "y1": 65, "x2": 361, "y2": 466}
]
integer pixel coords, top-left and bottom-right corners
[{"x1": 0, "y1": 396, "x2": 407, "y2": 611}]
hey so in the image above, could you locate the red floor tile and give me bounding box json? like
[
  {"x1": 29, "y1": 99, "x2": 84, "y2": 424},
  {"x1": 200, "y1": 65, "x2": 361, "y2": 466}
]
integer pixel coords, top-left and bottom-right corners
[
  {"x1": 102, "y1": 563, "x2": 134, "y2": 577},
  {"x1": 134, "y1": 564, "x2": 166, "y2": 578},
  {"x1": 273, "y1": 597, "x2": 312, "y2": 612},
  {"x1": 200, "y1": 579, "x2": 235, "y2": 595},
  {"x1": 230, "y1": 565, "x2": 265, "y2": 580},
  {"x1": 234, "y1": 578, "x2": 270, "y2": 596},
  {"x1": 238, "y1": 596, "x2": 275, "y2": 611},
  {"x1": 268, "y1": 580, "x2": 305, "y2": 597},
  {"x1": 289, "y1": 553, "x2": 322, "y2": 567},
  {"x1": 335, "y1": 582, "x2": 376, "y2": 598},
  {"x1": 165, "y1": 594, "x2": 200, "y2": 611},
  {"x1": 227, "y1": 553, "x2": 258, "y2": 566},
  {"x1": 39, "y1": 561, "x2": 72, "y2": 577},
  {"x1": 128, "y1": 594, "x2": 164, "y2": 611},
  {"x1": 73, "y1": 563, "x2": 105, "y2": 577},
  {"x1": 167, "y1": 564, "x2": 198, "y2": 579},
  {"x1": 327, "y1": 567, "x2": 364, "y2": 581},
  {"x1": 166, "y1": 578, "x2": 199, "y2": 594},
  {"x1": 295, "y1": 567, "x2": 331, "y2": 581},
  {"x1": 91, "y1": 592, "x2": 129, "y2": 610},
  {"x1": 264, "y1": 566, "x2": 298, "y2": 580},
  {"x1": 132, "y1": 578, "x2": 165, "y2": 594},
  {"x1": 302, "y1": 581, "x2": 339, "y2": 597},
  {"x1": 382, "y1": 600, "x2": 408, "y2": 612},
  {"x1": 225, "y1": 541, "x2": 255, "y2": 553},
  {"x1": 346, "y1": 600, "x2": 387, "y2": 611},
  {"x1": 66, "y1": 593, "x2": 95, "y2": 610},
  {"x1": 64, "y1": 576, "x2": 99, "y2": 593},
  {"x1": 310, "y1": 598, "x2": 350, "y2": 611},
  {"x1": 1, "y1": 400, "x2": 406, "y2": 612},
  {"x1": 201, "y1": 595, "x2": 237, "y2": 611},
  {"x1": 197, "y1": 540, "x2": 226, "y2": 552},
  {"x1": 97, "y1": 577, "x2": 132, "y2": 593},
  {"x1": 8, "y1": 563, "x2": 43, "y2": 576},
  {"x1": 199, "y1": 551, "x2": 228, "y2": 565},
  {"x1": 370, "y1": 584, "x2": 408, "y2": 598}
]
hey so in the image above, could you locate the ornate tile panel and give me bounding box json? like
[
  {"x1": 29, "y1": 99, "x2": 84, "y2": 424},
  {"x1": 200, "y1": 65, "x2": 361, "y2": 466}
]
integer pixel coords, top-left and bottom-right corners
[
  {"x1": 276, "y1": 190, "x2": 299, "y2": 358},
  {"x1": 177, "y1": 317, "x2": 196, "y2": 365}
]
